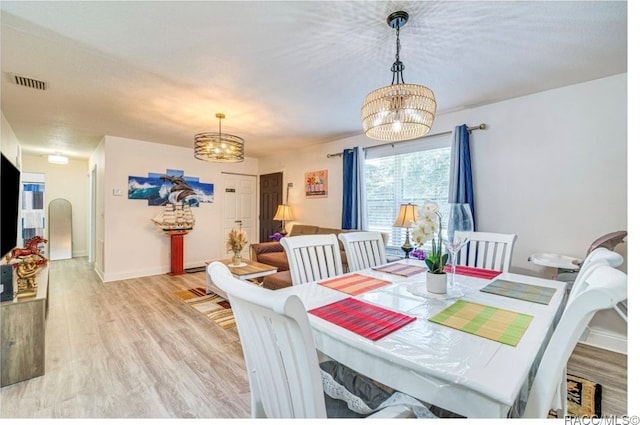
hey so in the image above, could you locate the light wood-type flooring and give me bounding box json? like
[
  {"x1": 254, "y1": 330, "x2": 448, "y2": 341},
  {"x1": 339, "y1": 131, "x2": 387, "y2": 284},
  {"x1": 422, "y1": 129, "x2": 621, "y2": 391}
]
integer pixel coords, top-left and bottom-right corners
[
  {"x1": 0, "y1": 257, "x2": 628, "y2": 418},
  {"x1": 1, "y1": 257, "x2": 250, "y2": 418}
]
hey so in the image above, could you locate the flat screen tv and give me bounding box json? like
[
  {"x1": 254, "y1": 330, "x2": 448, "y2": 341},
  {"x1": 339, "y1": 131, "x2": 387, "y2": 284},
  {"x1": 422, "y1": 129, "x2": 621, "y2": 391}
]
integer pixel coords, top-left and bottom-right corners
[{"x1": 1, "y1": 152, "x2": 21, "y2": 259}]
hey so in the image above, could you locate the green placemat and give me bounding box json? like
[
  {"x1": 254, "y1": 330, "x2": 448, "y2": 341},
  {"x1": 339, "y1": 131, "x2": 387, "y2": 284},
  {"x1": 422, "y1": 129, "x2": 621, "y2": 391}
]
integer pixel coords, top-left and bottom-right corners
[
  {"x1": 428, "y1": 300, "x2": 533, "y2": 346},
  {"x1": 480, "y1": 279, "x2": 556, "y2": 305}
]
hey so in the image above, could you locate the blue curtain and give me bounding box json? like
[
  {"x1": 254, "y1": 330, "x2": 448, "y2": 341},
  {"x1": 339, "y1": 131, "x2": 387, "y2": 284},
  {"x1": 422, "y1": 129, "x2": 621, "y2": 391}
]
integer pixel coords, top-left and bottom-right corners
[
  {"x1": 342, "y1": 147, "x2": 367, "y2": 229},
  {"x1": 449, "y1": 124, "x2": 475, "y2": 221}
]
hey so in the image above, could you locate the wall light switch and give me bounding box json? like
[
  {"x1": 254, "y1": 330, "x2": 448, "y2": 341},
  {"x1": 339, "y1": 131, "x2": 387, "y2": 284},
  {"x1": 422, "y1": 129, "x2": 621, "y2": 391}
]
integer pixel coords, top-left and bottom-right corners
[{"x1": 113, "y1": 188, "x2": 123, "y2": 196}]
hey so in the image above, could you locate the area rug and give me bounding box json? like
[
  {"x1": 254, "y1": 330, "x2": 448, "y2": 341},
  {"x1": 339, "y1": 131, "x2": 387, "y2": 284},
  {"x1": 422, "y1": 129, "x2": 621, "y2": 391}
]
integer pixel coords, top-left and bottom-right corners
[
  {"x1": 175, "y1": 287, "x2": 236, "y2": 330},
  {"x1": 548, "y1": 374, "x2": 602, "y2": 418}
]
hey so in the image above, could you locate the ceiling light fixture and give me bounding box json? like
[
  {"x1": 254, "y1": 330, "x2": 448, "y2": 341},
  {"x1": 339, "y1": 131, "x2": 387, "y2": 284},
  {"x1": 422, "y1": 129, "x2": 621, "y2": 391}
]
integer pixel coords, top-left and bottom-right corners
[
  {"x1": 48, "y1": 153, "x2": 69, "y2": 165},
  {"x1": 361, "y1": 11, "x2": 436, "y2": 142},
  {"x1": 194, "y1": 113, "x2": 244, "y2": 163}
]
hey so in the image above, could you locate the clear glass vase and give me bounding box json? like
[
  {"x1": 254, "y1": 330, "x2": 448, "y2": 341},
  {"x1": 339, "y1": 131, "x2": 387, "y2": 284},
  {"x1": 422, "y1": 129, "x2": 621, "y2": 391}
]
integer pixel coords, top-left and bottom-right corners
[{"x1": 232, "y1": 251, "x2": 242, "y2": 266}]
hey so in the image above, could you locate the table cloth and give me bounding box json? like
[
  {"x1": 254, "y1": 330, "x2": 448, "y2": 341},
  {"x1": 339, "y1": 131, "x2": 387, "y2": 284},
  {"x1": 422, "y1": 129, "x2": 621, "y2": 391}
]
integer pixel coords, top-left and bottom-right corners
[{"x1": 278, "y1": 259, "x2": 566, "y2": 418}]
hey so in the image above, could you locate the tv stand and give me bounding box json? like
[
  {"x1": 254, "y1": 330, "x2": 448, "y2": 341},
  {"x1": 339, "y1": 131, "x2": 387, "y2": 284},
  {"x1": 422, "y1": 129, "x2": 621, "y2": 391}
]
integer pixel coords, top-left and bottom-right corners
[{"x1": 1, "y1": 264, "x2": 49, "y2": 387}]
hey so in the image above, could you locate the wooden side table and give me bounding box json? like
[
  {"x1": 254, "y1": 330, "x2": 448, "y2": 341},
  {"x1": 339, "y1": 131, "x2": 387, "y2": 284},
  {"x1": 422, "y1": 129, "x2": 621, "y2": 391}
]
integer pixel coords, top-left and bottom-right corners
[{"x1": 204, "y1": 258, "x2": 278, "y2": 298}]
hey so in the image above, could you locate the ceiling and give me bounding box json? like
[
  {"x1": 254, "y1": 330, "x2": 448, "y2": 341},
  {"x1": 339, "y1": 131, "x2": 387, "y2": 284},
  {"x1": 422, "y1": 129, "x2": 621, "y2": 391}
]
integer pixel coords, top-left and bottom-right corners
[{"x1": 0, "y1": 1, "x2": 628, "y2": 161}]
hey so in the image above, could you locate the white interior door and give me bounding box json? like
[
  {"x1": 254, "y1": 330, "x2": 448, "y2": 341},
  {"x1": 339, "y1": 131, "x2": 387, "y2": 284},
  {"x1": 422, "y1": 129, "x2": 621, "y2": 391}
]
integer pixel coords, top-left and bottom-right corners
[{"x1": 222, "y1": 174, "x2": 257, "y2": 258}]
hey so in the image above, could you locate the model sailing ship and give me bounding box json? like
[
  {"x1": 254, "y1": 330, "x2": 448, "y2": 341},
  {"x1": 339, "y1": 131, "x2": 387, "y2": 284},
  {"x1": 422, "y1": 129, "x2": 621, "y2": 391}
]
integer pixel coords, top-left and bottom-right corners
[
  {"x1": 151, "y1": 174, "x2": 197, "y2": 233},
  {"x1": 151, "y1": 202, "x2": 195, "y2": 231}
]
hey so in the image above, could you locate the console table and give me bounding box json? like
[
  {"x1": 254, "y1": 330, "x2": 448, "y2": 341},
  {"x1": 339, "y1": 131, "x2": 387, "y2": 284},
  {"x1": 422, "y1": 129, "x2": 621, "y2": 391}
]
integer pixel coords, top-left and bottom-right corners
[{"x1": 1, "y1": 264, "x2": 49, "y2": 387}]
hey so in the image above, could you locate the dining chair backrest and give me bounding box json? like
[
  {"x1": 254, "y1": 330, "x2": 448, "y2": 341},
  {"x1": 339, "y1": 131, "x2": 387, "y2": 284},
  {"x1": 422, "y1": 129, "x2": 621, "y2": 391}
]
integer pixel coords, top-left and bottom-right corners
[
  {"x1": 566, "y1": 247, "x2": 624, "y2": 304},
  {"x1": 455, "y1": 231, "x2": 517, "y2": 272},
  {"x1": 338, "y1": 231, "x2": 387, "y2": 272},
  {"x1": 207, "y1": 261, "x2": 327, "y2": 418},
  {"x1": 523, "y1": 265, "x2": 627, "y2": 418},
  {"x1": 206, "y1": 261, "x2": 417, "y2": 419},
  {"x1": 281, "y1": 234, "x2": 344, "y2": 286}
]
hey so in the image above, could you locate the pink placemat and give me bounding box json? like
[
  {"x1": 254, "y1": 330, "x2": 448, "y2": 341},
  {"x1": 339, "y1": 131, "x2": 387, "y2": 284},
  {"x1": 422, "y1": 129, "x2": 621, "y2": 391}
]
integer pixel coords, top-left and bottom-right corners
[
  {"x1": 443, "y1": 264, "x2": 502, "y2": 279},
  {"x1": 319, "y1": 273, "x2": 391, "y2": 295},
  {"x1": 309, "y1": 297, "x2": 416, "y2": 341},
  {"x1": 371, "y1": 262, "x2": 426, "y2": 277}
]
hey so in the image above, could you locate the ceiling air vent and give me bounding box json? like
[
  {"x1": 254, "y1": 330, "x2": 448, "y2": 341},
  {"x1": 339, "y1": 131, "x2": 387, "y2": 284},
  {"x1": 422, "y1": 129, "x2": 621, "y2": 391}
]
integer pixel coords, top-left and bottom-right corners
[{"x1": 12, "y1": 74, "x2": 48, "y2": 91}]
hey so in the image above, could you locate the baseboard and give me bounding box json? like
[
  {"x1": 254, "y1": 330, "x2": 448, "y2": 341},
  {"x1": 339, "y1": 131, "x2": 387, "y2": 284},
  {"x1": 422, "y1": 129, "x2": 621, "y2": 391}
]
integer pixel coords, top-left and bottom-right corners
[
  {"x1": 580, "y1": 327, "x2": 627, "y2": 354},
  {"x1": 102, "y1": 261, "x2": 207, "y2": 282},
  {"x1": 103, "y1": 267, "x2": 167, "y2": 282},
  {"x1": 93, "y1": 264, "x2": 105, "y2": 282}
]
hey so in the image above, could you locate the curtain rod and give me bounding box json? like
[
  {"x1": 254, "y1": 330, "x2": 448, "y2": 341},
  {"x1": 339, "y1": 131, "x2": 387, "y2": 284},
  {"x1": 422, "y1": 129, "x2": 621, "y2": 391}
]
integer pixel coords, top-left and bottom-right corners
[{"x1": 326, "y1": 123, "x2": 487, "y2": 158}]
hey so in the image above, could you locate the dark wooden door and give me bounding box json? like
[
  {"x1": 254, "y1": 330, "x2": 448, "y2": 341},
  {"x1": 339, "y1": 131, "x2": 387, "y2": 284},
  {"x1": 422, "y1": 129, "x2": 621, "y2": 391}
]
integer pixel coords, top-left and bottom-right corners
[{"x1": 259, "y1": 172, "x2": 283, "y2": 242}]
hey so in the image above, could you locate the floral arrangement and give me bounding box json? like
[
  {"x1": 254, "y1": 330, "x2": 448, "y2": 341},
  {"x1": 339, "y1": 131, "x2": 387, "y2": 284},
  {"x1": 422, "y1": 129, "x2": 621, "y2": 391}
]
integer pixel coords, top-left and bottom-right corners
[
  {"x1": 409, "y1": 249, "x2": 426, "y2": 261},
  {"x1": 269, "y1": 232, "x2": 284, "y2": 241},
  {"x1": 226, "y1": 228, "x2": 248, "y2": 254},
  {"x1": 411, "y1": 201, "x2": 448, "y2": 274}
]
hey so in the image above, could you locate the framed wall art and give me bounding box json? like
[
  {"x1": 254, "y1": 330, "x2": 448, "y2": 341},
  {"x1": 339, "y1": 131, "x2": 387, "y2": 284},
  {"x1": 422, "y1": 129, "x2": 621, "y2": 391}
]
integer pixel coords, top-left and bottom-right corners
[
  {"x1": 305, "y1": 170, "x2": 327, "y2": 198},
  {"x1": 128, "y1": 168, "x2": 214, "y2": 206}
]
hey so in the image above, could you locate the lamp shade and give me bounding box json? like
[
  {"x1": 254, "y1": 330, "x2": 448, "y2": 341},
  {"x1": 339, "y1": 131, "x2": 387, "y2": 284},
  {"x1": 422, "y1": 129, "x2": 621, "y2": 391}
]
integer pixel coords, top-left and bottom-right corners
[
  {"x1": 273, "y1": 204, "x2": 294, "y2": 221},
  {"x1": 393, "y1": 203, "x2": 417, "y2": 228}
]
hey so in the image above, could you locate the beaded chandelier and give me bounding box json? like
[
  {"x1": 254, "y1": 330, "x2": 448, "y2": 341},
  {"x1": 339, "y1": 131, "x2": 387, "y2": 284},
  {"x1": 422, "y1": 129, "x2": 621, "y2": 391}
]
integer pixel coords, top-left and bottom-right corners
[{"x1": 361, "y1": 11, "x2": 436, "y2": 142}]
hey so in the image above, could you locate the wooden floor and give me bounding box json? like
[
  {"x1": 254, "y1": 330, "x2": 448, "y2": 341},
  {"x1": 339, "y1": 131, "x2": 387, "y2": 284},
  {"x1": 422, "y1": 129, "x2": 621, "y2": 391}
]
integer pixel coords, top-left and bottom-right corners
[
  {"x1": 0, "y1": 258, "x2": 251, "y2": 418},
  {"x1": 567, "y1": 342, "x2": 627, "y2": 415},
  {"x1": 0, "y1": 257, "x2": 628, "y2": 418}
]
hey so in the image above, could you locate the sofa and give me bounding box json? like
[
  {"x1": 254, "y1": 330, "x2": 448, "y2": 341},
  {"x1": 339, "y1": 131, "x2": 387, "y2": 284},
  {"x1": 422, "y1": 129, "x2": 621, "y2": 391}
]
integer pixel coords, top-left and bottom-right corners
[{"x1": 250, "y1": 224, "x2": 353, "y2": 290}]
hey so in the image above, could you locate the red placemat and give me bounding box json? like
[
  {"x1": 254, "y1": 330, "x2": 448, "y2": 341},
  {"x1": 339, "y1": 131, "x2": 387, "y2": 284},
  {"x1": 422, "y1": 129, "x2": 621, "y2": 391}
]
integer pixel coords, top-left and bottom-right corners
[
  {"x1": 443, "y1": 264, "x2": 502, "y2": 279},
  {"x1": 309, "y1": 297, "x2": 416, "y2": 341},
  {"x1": 319, "y1": 273, "x2": 391, "y2": 295}
]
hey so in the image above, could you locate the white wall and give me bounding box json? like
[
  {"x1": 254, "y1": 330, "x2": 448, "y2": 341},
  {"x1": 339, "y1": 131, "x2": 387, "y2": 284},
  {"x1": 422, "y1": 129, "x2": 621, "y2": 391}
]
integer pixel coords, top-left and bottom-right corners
[
  {"x1": 20, "y1": 155, "x2": 89, "y2": 259},
  {"x1": 260, "y1": 73, "x2": 628, "y2": 352},
  {"x1": 101, "y1": 135, "x2": 258, "y2": 282},
  {"x1": 260, "y1": 74, "x2": 627, "y2": 275},
  {"x1": 1, "y1": 113, "x2": 21, "y2": 167}
]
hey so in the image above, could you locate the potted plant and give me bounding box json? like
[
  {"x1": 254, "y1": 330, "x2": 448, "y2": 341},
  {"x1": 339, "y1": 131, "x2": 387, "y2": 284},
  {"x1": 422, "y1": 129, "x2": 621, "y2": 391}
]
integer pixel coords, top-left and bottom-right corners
[{"x1": 411, "y1": 201, "x2": 449, "y2": 293}]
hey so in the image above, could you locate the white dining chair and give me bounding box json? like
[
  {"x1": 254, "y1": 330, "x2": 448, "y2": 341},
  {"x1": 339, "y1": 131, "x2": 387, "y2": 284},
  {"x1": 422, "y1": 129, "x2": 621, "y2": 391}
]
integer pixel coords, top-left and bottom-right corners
[
  {"x1": 522, "y1": 265, "x2": 627, "y2": 418},
  {"x1": 566, "y1": 247, "x2": 624, "y2": 304},
  {"x1": 455, "y1": 231, "x2": 517, "y2": 272},
  {"x1": 206, "y1": 261, "x2": 419, "y2": 418},
  {"x1": 338, "y1": 231, "x2": 387, "y2": 272},
  {"x1": 281, "y1": 234, "x2": 344, "y2": 286}
]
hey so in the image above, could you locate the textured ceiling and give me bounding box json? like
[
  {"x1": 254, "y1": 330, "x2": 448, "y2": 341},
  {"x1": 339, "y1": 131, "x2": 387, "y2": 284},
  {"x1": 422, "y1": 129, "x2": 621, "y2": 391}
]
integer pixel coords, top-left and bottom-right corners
[{"x1": 0, "y1": 1, "x2": 628, "y2": 160}]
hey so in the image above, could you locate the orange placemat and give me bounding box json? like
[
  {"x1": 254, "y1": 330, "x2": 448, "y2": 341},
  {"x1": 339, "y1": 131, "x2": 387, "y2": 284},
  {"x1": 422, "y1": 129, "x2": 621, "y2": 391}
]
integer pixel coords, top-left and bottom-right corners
[{"x1": 319, "y1": 273, "x2": 392, "y2": 295}]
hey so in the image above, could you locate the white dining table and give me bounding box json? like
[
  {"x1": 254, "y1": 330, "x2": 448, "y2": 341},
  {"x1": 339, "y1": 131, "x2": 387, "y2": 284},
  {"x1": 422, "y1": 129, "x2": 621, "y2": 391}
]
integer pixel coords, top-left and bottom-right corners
[{"x1": 277, "y1": 259, "x2": 567, "y2": 418}]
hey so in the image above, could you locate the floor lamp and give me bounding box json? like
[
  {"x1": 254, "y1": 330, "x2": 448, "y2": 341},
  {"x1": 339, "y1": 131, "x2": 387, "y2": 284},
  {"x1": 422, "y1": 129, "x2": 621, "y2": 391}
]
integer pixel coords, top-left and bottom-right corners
[{"x1": 393, "y1": 203, "x2": 417, "y2": 259}]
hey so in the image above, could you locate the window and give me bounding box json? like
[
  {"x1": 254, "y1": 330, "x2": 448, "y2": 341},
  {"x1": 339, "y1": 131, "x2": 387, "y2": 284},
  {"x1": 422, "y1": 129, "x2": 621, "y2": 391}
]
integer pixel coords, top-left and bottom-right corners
[
  {"x1": 21, "y1": 173, "x2": 46, "y2": 245},
  {"x1": 364, "y1": 134, "x2": 451, "y2": 251}
]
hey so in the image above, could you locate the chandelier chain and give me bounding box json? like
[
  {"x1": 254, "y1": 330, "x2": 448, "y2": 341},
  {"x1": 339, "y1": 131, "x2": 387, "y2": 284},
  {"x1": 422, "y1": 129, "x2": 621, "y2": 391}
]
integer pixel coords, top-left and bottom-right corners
[{"x1": 391, "y1": 24, "x2": 405, "y2": 85}]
